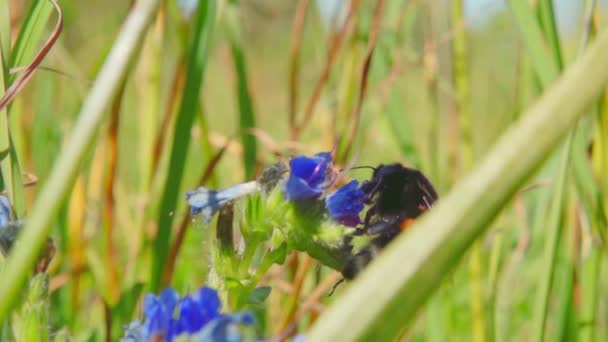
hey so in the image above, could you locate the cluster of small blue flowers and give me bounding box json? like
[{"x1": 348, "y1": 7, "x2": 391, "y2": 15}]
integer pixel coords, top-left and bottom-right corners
[
  {"x1": 283, "y1": 152, "x2": 366, "y2": 227},
  {"x1": 121, "y1": 286, "x2": 253, "y2": 342},
  {"x1": 186, "y1": 152, "x2": 367, "y2": 229}
]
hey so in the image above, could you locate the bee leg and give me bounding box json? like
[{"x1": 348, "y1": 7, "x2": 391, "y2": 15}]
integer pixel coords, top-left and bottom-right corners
[
  {"x1": 327, "y1": 278, "x2": 345, "y2": 296},
  {"x1": 362, "y1": 205, "x2": 377, "y2": 230}
]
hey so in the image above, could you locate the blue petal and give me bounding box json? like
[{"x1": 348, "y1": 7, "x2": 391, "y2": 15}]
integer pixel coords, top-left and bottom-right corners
[
  {"x1": 284, "y1": 175, "x2": 324, "y2": 201},
  {"x1": 0, "y1": 196, "x2": 12, "y2": 227},
  {"x1": 325, "y1": 180, "x2": 365, "y2": 227},
  {"x1": 193, "y1": 287, "x2": 222, "y2": 314},
  {"x1": 191, "y1": 312, "x2": 255, "y2": 342},
  {"x1": 159, "y1": 288, "x2": 180, "y2": 309},
  {"x1": 142, "y1": 288, "x2": 179, "y2": 340},
  {"x1": 186, "y1": 182, "x2": 259, "y2": 221},
  {"x1": 119, "y1": 320, "x2": 145, "y2": 342},
  {"x1": 284, "y1": 153, "x2": 333, "y2": 201},
  {"x1": 173, "y1": 296, "x2": 205, "y2": 337},
  {"x1": 292, "y1": 334, "x2": 306, "y2": 342}
]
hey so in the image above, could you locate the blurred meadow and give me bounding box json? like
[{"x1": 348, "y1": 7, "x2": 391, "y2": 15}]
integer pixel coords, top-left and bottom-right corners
[{"x1": 1, "y1": 0, "x2": 608, "y2": 341}]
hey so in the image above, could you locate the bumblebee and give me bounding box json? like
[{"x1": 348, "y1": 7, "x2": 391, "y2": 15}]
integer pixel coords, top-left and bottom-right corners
[{"x1": 342, "y1": 163, "x2": 438, "y2": 279}]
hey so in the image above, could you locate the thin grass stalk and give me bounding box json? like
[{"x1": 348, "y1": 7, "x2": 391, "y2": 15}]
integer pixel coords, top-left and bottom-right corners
[
  {"x1": 340, "y1": 0, "x2": 385, "y2": 162},
  {"x1": 0, "y1": 0, "x2": 160, "y2": 322},
  {"x1": 537, "y1": 0, "x2": 563, "y2": 69},
  {"x1": 508, "y1": 0, "x2": 559, "y2": 86},
  {"x1": 0, "y1": 0, "x2": 10, "y2": 65},
  {"x1": 9, "y1": 0, "x2": 52, "y2": 77},
  {"x1": 423, "y1": 13, "x2": 441, "y2": 188},
  {"x1": 384, "y1": 3, "x2": 421, "y2": 167},
  {"x1": 554, "y1": 198, "x2": 577, "y2": 342},
  {"x1": 578, "y1": 2, "x2": 604, "y2": 341},
  {"x1": 0, "y1": 55, "x2": 16, "y2": 211},
  {"x1": 487, "y1": 225, "x2": 504, "y2": 341},
  {"x1": 529, "y1": 87, "x2": 574, "y2": 342},
  {"x1": 579, "y1": 242, "x2": 602, "y2": 342},
  {"x1": 526, "y1": 0, "x2": 573, "y2": 339},
  {"x1": 226, "y1": 2, "x2": 257, "y2": 179},
  {"x1": 450, "y1": 0, "x2": 486, "y2": 340},
  {"x1": 288, "y1": 0, "x2": 309, "y2": 138},
  {"x1": 306, "y1": 27, "x2": 608, "y2": 341},
  {"x1": 101, "y1": 81, "x2": 125, "y2": 306},
  {"x1": 0, "y1": 0, "x2": 62, "y2": 112},
  {"x1": 137, "y1": 11, "x2": 163, "y2": 195},
  {"x1": 150, "y1": 0, "x2": 216, "y2": 292},
  {"x1": 293, "y1": 0, "x2": 360, "y2": 140}
]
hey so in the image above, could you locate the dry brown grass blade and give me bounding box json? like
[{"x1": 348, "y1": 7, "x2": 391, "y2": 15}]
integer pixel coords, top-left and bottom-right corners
[
  {"x1": 274, "y1": 271, "x2": 343, "y2": 342},
  {"x1": 102, "y1": 81, "x2": 126, "y2": 306},
  {"x1": 288, "y1": 0, "x2": 310, "y2": 136},
  {"x1": 292, "y1": 0, "x2": 361, "y2": 140},
  {"x1": 341, "y1": 0, "x2": 386, "y2": 162},
  {"x1": 0, "y1": 0, "x2": 63, "y2": 111},
  {"x1": 151, "y1": 60, "x2": 186, "y2": 180},
  {"x1": 279, "y1": 254, "x2": 315, "y2": 333}
]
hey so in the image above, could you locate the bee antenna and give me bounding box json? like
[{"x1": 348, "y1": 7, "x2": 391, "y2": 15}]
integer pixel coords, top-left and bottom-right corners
[
  {"x1": 349, "y1": 166, "x2": 376, "y2": 171},
  {"x1": 327, "y1": 278, "x2": 345, "y2": 297}
]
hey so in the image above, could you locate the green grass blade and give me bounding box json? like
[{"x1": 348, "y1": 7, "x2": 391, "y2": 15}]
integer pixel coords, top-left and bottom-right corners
[
  {"x1": 9, "y1": 0, "x2": 53, "y2": 81},
  {"x1": 305, "y1": 28, "x2": 608, "y2": 341},
  {"x1": 150, "y1": 0, "x2": 216, "y2": 292},
  {"x1": 537, "y1": 0, "x2": 563, "y2": 69},
  {"x1": 529, "y1": 132, "x2": 572, "y2": 342},
  {"x1": 0, "y1": 0, "x2": 10, "y2": 66},
  {"x1": 226, "y1": 3, "x2": 257, "y2": 179},
  {"x1": 579, "y1": 246, "x2": 602, "y2": 342},
  {"x1": 0, "y1": 0, "x2": 160, "y2": 322},
  {"x1": 451, "y1": 1, "x2": 486, "y2": 340},
  {"x1": 508, "y1": 0, "x2": 560, "y2": 87},
  {"x1": 0, "y1": 14, "x2": 24, "y2": 216}
]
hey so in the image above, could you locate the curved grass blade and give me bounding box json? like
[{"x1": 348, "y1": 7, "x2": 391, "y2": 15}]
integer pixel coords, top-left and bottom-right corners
[
  {"x1": 0, "y1": 0, "x2": 63, "y2": 111},
  {"x1": 9, "y1": 0, "x2": 53, "y2": 81},
  {"x1": 305, "y1": 27, "x2": 608, "y2": 342},
  {"x1": 0, "y1": 0, "x2": 160, "y2": 323}
]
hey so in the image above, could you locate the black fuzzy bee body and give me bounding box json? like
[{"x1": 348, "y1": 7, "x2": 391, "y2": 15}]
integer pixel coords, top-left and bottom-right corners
[{"x1": 342, "y1": 164, "x2": 438, "y2": 279}]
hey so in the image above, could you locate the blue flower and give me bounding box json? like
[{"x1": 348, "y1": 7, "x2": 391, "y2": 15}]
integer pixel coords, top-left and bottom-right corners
[
  {"x1": 284, "y1": 152, "x2": 333, "y2": 201},
  {"x1": 0, "y1": 195, "x2": 13, "y2": 227},
  {"x1": 325, "y1": 180, "x2": 365, "y2": 227},
  {"x1": 173, "y1": 287, "x2": 221, "y2": 337},
  {"x1": 142, "y1": 288, "x2": 180, "y2": 341},
  {"x1": 132, "y1": 286, "x2": 254, "y2": 342},
  {"x1": 191, "y1": 312, "x2": 255, "y2": 341},
  {"x1": 0, "y1": 195, "x2": 22, "y2": 257}
]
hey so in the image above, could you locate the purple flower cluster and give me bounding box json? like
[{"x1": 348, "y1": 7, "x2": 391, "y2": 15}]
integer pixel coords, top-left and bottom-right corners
[
  {"x1": 138, "y1": 286, "x2": 253, "y2": 342},
  {"x1": 325, "y1": 180, "x2": 365, "y2": 227},
  {"x1": 283, "y1": 153, "x2": 366, "y2": 227}
]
